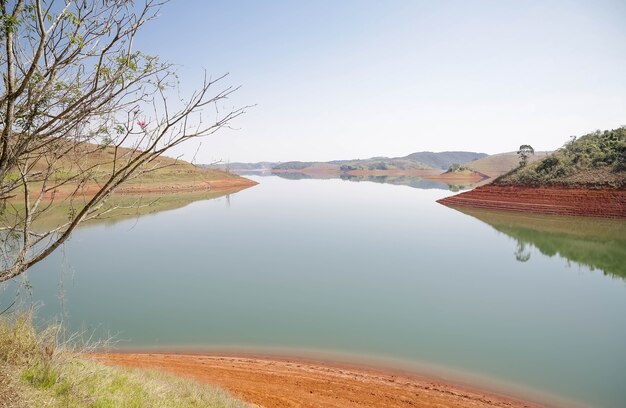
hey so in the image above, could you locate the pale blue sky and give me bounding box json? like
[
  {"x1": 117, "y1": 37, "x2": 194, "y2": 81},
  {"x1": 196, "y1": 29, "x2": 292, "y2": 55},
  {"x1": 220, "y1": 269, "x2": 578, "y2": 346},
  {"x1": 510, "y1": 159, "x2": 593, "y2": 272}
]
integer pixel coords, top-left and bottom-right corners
[{"x1": 136, "y1": 0, "x2": 626, "y2": 163}]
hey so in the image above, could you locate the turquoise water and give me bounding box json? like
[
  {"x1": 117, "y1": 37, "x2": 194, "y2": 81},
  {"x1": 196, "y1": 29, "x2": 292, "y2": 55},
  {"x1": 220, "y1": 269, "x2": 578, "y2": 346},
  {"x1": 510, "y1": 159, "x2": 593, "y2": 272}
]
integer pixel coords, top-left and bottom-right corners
[{"x1": 6, "y1": 176, "x2": 626, "y2": 408}]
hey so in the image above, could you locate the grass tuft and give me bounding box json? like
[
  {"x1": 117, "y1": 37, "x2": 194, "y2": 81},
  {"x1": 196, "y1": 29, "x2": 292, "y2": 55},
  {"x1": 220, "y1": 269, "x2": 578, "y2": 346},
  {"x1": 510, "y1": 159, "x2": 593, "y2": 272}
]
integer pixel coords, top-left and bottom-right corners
[{"x1": 0, "y1": 312, "x2": 249, "y2": 408}]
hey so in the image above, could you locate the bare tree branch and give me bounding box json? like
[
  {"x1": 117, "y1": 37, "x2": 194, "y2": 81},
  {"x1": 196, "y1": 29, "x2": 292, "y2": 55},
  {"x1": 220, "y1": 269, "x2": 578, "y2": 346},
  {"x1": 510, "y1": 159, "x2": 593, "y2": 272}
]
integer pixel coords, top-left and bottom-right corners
[{"x1": 0, "y1": 0, "x2": 246, "y2": 282}]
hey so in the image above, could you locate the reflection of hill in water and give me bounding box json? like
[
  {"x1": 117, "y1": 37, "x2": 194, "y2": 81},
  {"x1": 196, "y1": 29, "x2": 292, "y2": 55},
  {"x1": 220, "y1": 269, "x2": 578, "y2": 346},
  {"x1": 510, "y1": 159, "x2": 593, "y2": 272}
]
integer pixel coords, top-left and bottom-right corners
[
  {"x1": 7, "y1": 189, "x2": 240, "y2": 231},
  {"x1": 340, "y1": 174, "x2": 449, "y2": 190},
  {"x1": 455, "y1": 207, "x2": 626, "y2": 279},
  {"x1": 273, "y1": 172, "x2": 471, "y2": 190}
]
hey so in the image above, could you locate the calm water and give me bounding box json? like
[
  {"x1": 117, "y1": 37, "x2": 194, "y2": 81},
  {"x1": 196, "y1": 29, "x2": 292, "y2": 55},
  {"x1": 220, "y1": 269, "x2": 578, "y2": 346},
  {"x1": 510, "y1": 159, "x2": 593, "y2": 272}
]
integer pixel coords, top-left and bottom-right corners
[{"x1": 6, "y1": 176, "x2": 626, "y2": 408}]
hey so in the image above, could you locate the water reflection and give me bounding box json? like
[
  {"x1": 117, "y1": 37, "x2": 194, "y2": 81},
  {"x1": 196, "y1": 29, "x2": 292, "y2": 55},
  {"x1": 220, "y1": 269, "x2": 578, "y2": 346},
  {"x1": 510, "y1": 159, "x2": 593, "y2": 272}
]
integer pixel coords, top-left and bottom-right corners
[
  {"x1": 2, "y1": 188, "x2": 246, "y2": 231},
  {"x1": 273, "y1": 172, "x2": 475, "y2": 190},
  {"x1": 5, "y1": 175, "x2": 626, "y2": 408},
  {"x1": 453, "y1": 207, "x2": 626, "y2": 279}
]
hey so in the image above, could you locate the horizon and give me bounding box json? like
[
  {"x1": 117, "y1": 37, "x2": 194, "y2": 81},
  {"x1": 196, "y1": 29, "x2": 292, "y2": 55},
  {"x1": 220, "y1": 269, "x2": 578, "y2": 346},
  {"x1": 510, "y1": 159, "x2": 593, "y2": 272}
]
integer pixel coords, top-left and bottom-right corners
[
  {"x1": 200, "y1": 148, "x2": 561, "y2": 165},
  {"x1": 137, "y1": 0, "x2": 625, "y2": 163}
]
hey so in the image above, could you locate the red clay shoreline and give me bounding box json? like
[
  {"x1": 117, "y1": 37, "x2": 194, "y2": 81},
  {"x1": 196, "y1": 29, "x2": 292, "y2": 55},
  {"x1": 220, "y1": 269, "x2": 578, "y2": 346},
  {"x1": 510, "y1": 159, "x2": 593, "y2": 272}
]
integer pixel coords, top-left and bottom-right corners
[
  {"x1": 438, "y1": 185, "x2": 626, "y2": 218},
  {"x1": 91, "y1": 351, "x2": 567, "y2": 408},
  {"x1": 34, "y1": 177, "x2": 258, "y2": 201}
]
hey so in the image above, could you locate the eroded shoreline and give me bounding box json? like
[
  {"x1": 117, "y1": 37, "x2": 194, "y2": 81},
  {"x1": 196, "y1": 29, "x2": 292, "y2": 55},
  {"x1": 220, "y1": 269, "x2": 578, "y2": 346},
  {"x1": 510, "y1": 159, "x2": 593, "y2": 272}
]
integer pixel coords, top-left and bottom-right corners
[
  {"x1": 91, "y1": 352, "x2": 563, "y2": 408},
  {"x1": 438, "y1": 185, "x2": 626, "y2": 218}
]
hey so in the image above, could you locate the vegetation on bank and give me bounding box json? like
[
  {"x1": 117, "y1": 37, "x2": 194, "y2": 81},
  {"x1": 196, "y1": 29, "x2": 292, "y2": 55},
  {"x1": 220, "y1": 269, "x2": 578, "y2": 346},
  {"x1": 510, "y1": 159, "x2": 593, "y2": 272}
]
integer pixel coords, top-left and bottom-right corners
[
  {"x1": 0, "y1": 313, "x2": 247, "y2": 408},
  {"x1": 494, "y1": 127, "x2": 626, "y2": 188},
  {"x1": 447, "y1": 163, "x2": 470, "y2": 173}
]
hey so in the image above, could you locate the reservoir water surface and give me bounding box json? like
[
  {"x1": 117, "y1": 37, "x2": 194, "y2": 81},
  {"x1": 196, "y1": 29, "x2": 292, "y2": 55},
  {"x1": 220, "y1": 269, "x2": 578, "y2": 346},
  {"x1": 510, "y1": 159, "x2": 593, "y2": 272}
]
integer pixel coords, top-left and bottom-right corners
[{"x1": 9, "y1": 175, "x2": 626, "y2": 408}]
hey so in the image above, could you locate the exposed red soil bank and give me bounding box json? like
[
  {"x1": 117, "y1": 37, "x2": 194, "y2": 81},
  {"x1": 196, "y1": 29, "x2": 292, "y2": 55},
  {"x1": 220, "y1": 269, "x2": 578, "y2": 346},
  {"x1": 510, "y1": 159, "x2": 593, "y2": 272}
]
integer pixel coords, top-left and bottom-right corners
[
  {"x1": 92, "y1": 353, "x2": 547, "y2": 408},
  {"x1": 116, "y1": 177, "x2": 258, "y2": 194},
  {"x1": 437, "y1": 185, "x2": 626, "y2": 218},
  {"x1": 423, "y1": 170, "x2": 489, "y2": 184},
  {"x1": 38, "y1": 177, "x2": 258, "y2": 200}
]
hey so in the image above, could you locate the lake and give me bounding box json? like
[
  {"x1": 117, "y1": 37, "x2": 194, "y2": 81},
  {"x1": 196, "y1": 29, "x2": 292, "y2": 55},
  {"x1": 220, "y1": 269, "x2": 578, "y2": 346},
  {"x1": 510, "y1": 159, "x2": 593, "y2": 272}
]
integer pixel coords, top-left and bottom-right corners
[{"x1": 6, "y1": 175, "x2": 626, "y2": 408}]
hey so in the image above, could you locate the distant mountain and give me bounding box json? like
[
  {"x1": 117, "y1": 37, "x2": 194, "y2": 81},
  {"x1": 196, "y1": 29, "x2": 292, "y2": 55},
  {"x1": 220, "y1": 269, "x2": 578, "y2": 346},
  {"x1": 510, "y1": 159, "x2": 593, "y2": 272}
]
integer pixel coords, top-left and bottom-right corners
[
  {"x1": 273, "y1": 157, "x2": 432, "y2": 172},
  {"x1": 272, "y1": 151, "x2": 487, "y2": 172},
  {"x1": 200, "y1": 151, "x2": 489, "y2": 175}
]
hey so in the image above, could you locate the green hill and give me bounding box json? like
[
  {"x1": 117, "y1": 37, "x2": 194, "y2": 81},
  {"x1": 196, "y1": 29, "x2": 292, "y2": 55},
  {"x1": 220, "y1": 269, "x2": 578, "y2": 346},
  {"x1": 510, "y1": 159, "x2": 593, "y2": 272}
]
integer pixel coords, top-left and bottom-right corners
[{"x1": 494, "y1": 127, "x2": 626, "y2": 188}]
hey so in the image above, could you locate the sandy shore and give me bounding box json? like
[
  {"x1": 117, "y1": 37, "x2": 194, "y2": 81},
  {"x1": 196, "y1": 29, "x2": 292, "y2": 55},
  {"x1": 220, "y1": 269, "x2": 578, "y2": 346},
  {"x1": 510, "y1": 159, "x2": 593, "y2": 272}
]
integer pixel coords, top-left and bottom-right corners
[{"x1": 92, "y1": 353, "x2": 550, "y2": 408}]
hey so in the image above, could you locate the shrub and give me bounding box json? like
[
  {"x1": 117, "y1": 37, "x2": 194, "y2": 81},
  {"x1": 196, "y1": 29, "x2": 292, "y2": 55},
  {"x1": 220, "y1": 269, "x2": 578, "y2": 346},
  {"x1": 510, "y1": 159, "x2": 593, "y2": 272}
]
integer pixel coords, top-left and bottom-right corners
[{"x1": 536, "y1": 156, "x2": 560, "y2": 174}]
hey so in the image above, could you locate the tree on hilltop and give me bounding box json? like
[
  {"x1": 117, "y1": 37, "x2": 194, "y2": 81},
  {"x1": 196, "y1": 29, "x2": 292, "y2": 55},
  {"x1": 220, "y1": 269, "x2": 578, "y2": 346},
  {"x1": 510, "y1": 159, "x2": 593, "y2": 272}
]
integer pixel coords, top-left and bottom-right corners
[
  {"x1": 0, "y1": 0, "x2": 246, "y2": 283},
  {"x1": 517, "y1": 145, "x2": 534, "y2": 167}
]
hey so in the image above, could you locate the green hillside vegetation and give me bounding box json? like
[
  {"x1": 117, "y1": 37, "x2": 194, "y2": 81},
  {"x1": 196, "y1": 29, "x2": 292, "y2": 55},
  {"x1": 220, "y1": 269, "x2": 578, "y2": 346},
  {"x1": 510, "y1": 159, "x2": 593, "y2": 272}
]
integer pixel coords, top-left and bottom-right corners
[
  {"x1": 0, "y1": 313, "x2": 247, "y2": 408},
  {"x1": 494, "y1": 127, "x2": 626, "y2": 188},
  {"x1": 447, "y1": 163, "x2": 470, "y2": 172}
]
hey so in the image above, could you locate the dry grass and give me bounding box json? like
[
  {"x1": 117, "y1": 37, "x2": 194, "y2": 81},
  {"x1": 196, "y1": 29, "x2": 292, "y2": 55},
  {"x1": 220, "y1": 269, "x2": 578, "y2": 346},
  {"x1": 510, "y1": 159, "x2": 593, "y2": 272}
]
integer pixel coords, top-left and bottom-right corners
[
  {"x1": 26, "y1": 142, "x2": 239, "y2": 183},
  {"x1": 0, "y1": 312, "x2": 249, "y2": 408},
  {"x1": 464, "y1": 152, "x2": 549, "y2": 177}
]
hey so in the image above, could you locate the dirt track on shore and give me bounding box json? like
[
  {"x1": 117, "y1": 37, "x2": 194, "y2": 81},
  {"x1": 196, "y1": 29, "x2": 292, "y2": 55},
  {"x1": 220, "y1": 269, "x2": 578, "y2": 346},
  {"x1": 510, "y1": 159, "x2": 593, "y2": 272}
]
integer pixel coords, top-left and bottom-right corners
[{"x1": 93, "y1": 353, "x2": 548, "y2": 408}]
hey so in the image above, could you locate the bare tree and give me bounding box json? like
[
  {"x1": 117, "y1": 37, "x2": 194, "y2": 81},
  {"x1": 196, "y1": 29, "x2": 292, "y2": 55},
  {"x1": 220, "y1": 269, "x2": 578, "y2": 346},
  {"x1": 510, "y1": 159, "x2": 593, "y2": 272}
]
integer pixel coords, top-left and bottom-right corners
[{"x1": 0, "y1": 0, "x2": 246, "y2": 282}]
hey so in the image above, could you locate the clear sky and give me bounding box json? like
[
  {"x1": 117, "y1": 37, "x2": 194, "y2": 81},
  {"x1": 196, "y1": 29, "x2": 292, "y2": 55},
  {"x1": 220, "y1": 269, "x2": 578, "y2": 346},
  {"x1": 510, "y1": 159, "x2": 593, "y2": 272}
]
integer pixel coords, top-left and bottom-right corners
[{"x1": 136, "y1": 0, "x2": 626, "y2": 163}]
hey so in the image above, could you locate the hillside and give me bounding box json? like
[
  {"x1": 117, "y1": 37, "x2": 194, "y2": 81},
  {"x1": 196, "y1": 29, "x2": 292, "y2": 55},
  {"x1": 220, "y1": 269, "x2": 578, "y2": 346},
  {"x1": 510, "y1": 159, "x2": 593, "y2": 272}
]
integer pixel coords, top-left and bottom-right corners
[
  {"x1": 10, "y1": 142, "x2": 256, "y2": 197},
  {"x1": 464, "y1": 151, "x2": 549, "y2": 178},
  {"x1": 493, "y1": 128, "x2": 626, "y2": 188}
]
